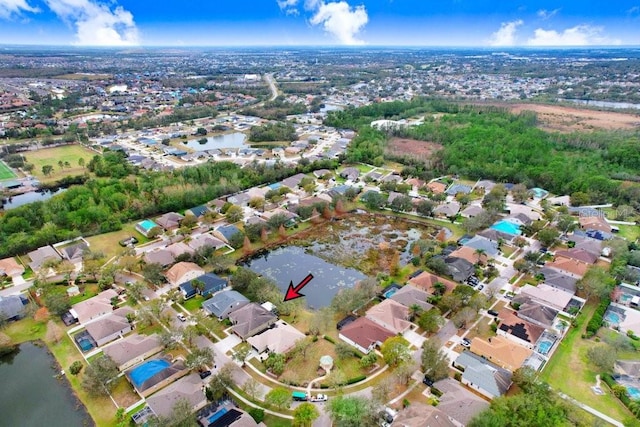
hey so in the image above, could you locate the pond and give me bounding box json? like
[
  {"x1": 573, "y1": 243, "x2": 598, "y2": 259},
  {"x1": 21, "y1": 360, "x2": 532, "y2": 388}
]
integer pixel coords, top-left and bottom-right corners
[
  {"x1": 183, "y1": 132, "x2": 247, "y2": 151},
  {"x1": 244, "y1": 246, "x2": 367, "y2": 309},
  {"x1": 1, "y1": 188, "x2": 66, "y2": 210},
  {"x1": 0, "y1": 342, "x2": 93, "y2": 427}
]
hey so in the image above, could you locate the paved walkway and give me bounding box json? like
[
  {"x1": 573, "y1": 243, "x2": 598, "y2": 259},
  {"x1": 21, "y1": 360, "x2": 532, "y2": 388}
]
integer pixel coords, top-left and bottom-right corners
[
  {"x1": 558, "y1": 392, "x2": 624, "y2": 427},
  {"x1": 226, "y1": 387, "x2": 293, "y2": 420}
]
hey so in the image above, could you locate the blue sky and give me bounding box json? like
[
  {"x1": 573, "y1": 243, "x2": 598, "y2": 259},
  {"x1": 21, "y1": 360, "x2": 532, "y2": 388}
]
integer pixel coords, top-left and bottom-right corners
[{"x1": 0, "y1": 0, "x2": 638, "y2": 46}]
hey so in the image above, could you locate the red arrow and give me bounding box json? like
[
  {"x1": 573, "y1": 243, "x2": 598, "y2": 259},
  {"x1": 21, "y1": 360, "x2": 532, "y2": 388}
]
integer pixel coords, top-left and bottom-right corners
[{"x1": 284, "y1": 273, "x2": 314, "y2": 302}]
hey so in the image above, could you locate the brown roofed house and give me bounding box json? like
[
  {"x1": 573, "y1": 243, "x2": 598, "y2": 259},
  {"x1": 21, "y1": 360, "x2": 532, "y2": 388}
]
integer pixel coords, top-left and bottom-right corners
[
  {"x1": 579, "y1": 216, "x2": 612, "y2": 233},
  {"x1": 0, "y1": 257, "x2": 24, "y2": 278},
  {"x1": 365, "y1": 299, "x2": 412, "y2": 335},
  {"x1": 554, "y1": 248, "x2": 598, "y2": 265},
  {"x1": 470, "y1": 335, "x2": 533, "y2": 372},
  {"x1": 165, "y1": 262, "x2": 205, "y2": 286},
  {"x1": 546, "y1": 255, "x2": 590, "y2": 278},
  {"x1": 496, "y1": 309, "x2": 545, "y2": 349},
  {"x1": 433, "y1": 378, "x2": 490, "y2": 426},
  {"x1": 338, "y1": 317, "x2": 395, "y2": 354},
  {"x1": 103, "y1": 333, "x2": 163, "y2": 371},
  {"x1": 391, "y1": 403, "x2": 455, "y2": 427},
  {"x1": 427, "y1": 181, "x2": 447, "y2": 194},
  {"x1": 85, "y1": 306, "x2": 134, "y2": 347},
  {"x1": 155, "y1": 212, "x2": 184, "y2": 231},
  {"x1": 145, "y1": 373, "x2": 206, "y2": 418},
  {"x1": 408, "y1": 271, "x2": 457, "y2": 295},
  {"x1": 449, "y1": 245, "x2": 489, "y2": 265}
]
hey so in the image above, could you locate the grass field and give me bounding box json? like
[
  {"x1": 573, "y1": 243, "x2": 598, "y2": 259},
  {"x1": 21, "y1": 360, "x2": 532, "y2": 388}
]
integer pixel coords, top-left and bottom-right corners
[
  {"x1": 540, "y1": 302, "x2": 639, "y2": 426},
  {"x1": 0, "y1": 160, "x2": 17, "y2": 180},
  {"x1": 85, "y1": 222, "x2": 150, "y2": 260},
  {"x1": 24, "y1": 145, "x2": 95, "y2": 183}
]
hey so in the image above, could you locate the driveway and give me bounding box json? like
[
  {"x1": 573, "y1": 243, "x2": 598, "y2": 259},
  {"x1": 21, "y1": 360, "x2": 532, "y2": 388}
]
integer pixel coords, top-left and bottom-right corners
[
  {"x1": 404, "y1": 329, "x2": 426, "y2": 349},
  {"x1": 215, "y1": 334, "x2": 242, "y2": 355}
]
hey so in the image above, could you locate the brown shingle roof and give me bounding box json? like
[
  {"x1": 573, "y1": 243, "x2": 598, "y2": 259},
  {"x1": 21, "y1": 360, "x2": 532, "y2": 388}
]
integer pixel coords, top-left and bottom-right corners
[
  {"x1": 339, "y1": 317, "x2": 395, "y2": 351},
  {"x1": 365, "y1": 299, "x2": 411, "y2": 334}
]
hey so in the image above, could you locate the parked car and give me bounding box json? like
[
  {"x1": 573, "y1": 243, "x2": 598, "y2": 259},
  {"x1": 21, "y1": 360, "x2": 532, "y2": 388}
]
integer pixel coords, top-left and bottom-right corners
[
  {"x1": 309, "y1": 394, "x2": 328, "y2": 402},
  {"x1": 487, "y1": 309, "x2": 499, "y2": 316},
  {"x1": 177, "y1": 313, "x2": 187, "y2": 322},
  {"x1": 423, "y1": 376, "x2": 434, "y2": 386},
  {"x1": 461, "y1": 338, "x2": 471, "y2": 348},
  {"x1": 199, "y1": 370, "x2": 211, "y2": 379}
]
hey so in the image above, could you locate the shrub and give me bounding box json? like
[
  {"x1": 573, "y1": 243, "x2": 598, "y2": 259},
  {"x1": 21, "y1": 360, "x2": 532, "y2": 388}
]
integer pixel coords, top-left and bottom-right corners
[
  {"x1": 248, "y1": 408, "x2": 265, "y2": 423},
  {"x1": 69, "y1": 361, "x2": 83, "y2": 376},
  {"x1": 323, "y1": 335, "x2": 336, "y2": 344},
  {"x1": 345, "y1": 375, "x2": 366, "y2": 385},
  {"x1": 586, "y1": 297, "x2": 611, "y2": 338},
  {"x1": 430, "y1": 387, "x2": 443, "y2": 397}
]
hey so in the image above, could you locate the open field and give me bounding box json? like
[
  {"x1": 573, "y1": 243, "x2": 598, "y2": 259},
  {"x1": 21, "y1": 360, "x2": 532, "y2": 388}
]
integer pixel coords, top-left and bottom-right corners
[
  {"x1": 540, "y1": 302, "x2": 639, "y2": 425},
  {"x1": 85, "y1": 222, "x2": 150, "y2": 259},
  {"x1": 24, "y1": 144, "x2": 95, "y2": 182},
  {"x1": 386, "y1": 138, "x2": 443, "y2": 160},
  {"x1": 0, "y1": 160, "x2": 17, "y2": 180},
  {"x1": 54, "y1": 73, "x2": 112, "y2": 80},
  {"x1": 509, "y1": 103, "x2": 640, "y2": 132}
]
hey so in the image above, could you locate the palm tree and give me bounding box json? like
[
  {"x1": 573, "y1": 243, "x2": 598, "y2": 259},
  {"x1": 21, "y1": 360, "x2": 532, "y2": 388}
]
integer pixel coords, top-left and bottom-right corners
[
  {"x1": 409, "y1": 304, "x2": 422, "y2": 321},
  {"x1": 474, "y1": 248, "x2": 486, "y2": 265},
  {"x1": 192, "y1": 279, "x2": 205, "y2": 296}
]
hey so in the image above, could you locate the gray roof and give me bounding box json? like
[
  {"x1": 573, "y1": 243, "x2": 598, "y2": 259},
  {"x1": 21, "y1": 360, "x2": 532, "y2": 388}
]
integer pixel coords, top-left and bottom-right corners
[
  {"x1": 229, "y1": 303, "x2": 277, "y2": 339},
  {"x1": 444, "y1": 256, "x2": 475, "y2": 282},
  {"x1": 0, "y1": 295, "x2": 25, "y2": 321},
  {"x1": 145, "y1": 373, "x2": 204, "y2": 417},
  {"x1": 103, "y1": 333, "x2": 162, "y2": 368},
  {"x1": 391, "y1": 403, "x2": 455, "y2": 427},
  {"x1": 455, "y1": 351, "x2": 512, "y2": 397},
  {"x1": 515, "y1": 301, "x2": 558, "y2": 327},
  {"x1": 433, "y1": 378, "x2": 490, "y2": 426},
  {"x1": 202, "y1": 290, "x2": 250, "y2": 319},
  {"x1": 60, "y1": 241, "x2": 89, "y2": 261},
  {"x1": 390, "y1": 285, "x2": 433, "y2": 311},
  {"x1": 538, "y1": 267, "x2": 578, "y2": 293},
  {"x1": 446, "y1": 183, "x2": 472, "y2": 195},
  {"x1": 463, "y1": 235, "x2": 499, "y2": 257},
  {"x1": 478, "y1": 228, "x2": 513, "y2": 243},
  {"x1": 144, "y1": 249, "x2": 175, "y2": 267},
  {"x1": 28, "y1": 245, "x2": 62, "y2": 271}
]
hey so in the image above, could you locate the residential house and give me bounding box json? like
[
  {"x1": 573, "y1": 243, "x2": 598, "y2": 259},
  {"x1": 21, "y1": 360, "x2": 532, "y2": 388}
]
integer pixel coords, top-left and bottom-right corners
[
  {"x1": 454, "y1": 351, "x2": 513, "y2": 399},
  {"x1": 247, "y1": 320, "x2": 305, "y2": 355},
  {"x1": 433, "y1": 378, "x2": 489, "y2": 427},
  {"x1": 382, "y1": 174, "x2": 403, "y2": 184},
  {"x1": 313, "y1": 169, "x2": 332, "y2": 179},
  {"x1": 446, "y1": 184, "x2": 472, "y2": 196},
  {"x1": 537, "y1": 267, "x2": 578, "y2": 294},
  {"x1": 281, "y1": 173, "x2": 307, "y2": 189},
  {"x1": 28, "y1": 245, "x2": 62, "y2": 272},
  {"x1": 546, "y1": 255, "x2": 589, "y2": 278},
  {"x1": 433, "y1": 202, "x2": 461, "y2": 218},
  {"x1": 518, "y1": 284, "x2": 575, "y2": 312},
  {"x1": 515, "y1": 301, "x2": 558, "y2": 328},
  {"x1": 166, "y1": 242, "x2": 195, "y2": 259},
  {"x1": 144, "y1": 249, "x2": 175, "y2": 267},
  {"x1": 496, "y1": 309, "x2": 545, "y2": 349},
  {"x1": 209, "y1": 199, "x2": 226, "y2": 213},
  {"x1": 70, "y1": 289, "x2": 118, "y2": 324},
  {"x1": 387, "y1": 191, "x2": 405, "y2": 205},
  {"x1": 444, "y1": 257, "x2": 475, "y2": 282},
  {"x1": 507, "y1": 213, "x2": 533, "y2": 227},
  {"x1": 165, "y1": 262, "x2": 205, "y2": 287},
  {"x1": 228, "y1": 303, "x2": 277, "y2": 339},
  {"x1": 408, "y1": 271, "x2": 457, "y2": 295},
  {"x1": 475, "y1": 180, "x2": 497, "y2": 194},
  {"x1": 477, "y1": 228, "x2": 514, "y2": 244},
  {"x1": 58, "y1": 240, "x2": 89, "y2": 262},
  {"x1": 579, "y1": 216, "x2": 612, "y2": 233},
  {"x1": 227, "y1": 192, "x2": 252, "y2": 207},
  {"x1": 460, "y1": 205, "x2": 485, "y2": 218},
  {"x1": 426, "y1": 181, "x2": 447, "y2": 194},
  {"x1": 338, "y1": 317, "x2": 395, "y2": 354},
  {"x1": 127, "y1": 357, "x2": 188, "y2": 397},
  {"x1": 505, "y1": 204, "x2": 541, "y2": 222},
  {"x1": 463, "y1": 235, "x2": 500, "y2": 257},
  {"x1": 185, "y1": 205, "x2": 211, "y2": 219},
  {"x1": 187, "y1": 234, "x2": 226, "y2": 252},
  {"x1": 155, "y1": 212, "x2": 184, "y2": 231},
  {"x1": 554, "y1": 248, "x2": 598, "y2": 265},
  {"x1": 391, "y1": 403, "x2": 455, "y2": 427},
  {"x1": 179, "y1": 273, "x2": 227, "y2": 299},
  {"x1": 146, "y1": 373, "x2": 206, "y2": 418},
  {"x1": 0, "y1": 295, "x2": 27, "y2": 321},
  {"x1": 103, "y1": 333, "x2": 163, "y2": 371},
  {"x1": 390, "y1": 285, "x2": 433, "y2": 312},
  {"x1": 449, "y1": 246, "x2": 488, "y2": 266},
  {"x1": 214, "y1": 225, "x2": 242, "y2": 244},
  {"x1": 0, "y1": 257, "x2": 24, "y2": 278},
  {"x1": 470, "y1": 335, "x2": 533, "y2": 372},
  {"x1": 202, "y1": 290, "x2": 250, "y2": 319},
  {"x1": 85, "y1": 307, "x2": 134, "y2": 347},
  {"x1": 365, "y1": 299, "x2": 412, "y2": 335},
  {"x1": 570, "y1": 234, "x2": 604, "y2": 256},
  {"x1": 340, "y1": 167, "x2": 360, "y2": 181}
]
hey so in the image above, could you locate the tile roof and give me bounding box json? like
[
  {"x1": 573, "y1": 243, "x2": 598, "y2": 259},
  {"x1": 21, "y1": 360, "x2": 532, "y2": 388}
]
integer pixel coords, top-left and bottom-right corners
[
  {"x1": 339, "y1": 317, "x2": 395, "y2": 351},
  {"x1": 365, "y1": 299, "x2": 412, "y2": 334}
]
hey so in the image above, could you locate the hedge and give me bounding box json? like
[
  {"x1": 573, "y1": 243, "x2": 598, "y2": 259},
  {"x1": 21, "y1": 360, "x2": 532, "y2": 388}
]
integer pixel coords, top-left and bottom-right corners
[
  {"x1": 345, "y1": 375, "x2": 366, "y2": 385},
  {"x1": 586, "y1": 297, "x2": 611, "y2": 338},
  {"x1": 323, "y1": 335, "x2": 336, "y2": 344}
]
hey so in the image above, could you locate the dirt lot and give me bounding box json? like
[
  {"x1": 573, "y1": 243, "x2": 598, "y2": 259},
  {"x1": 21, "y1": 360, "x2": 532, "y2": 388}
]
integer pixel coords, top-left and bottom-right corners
[
  {"x1": 386, "y1": 138, "x2": 443, "y2": 159},
  {"x1": 509, "y1": 103, "x2": 640, "y2": 132}
]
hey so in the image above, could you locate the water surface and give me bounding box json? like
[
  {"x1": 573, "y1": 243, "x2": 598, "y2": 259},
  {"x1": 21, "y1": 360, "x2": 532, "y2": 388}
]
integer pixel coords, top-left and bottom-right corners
[{"x1": 184, "y1": 132, "x2": 247, "y2": 151}]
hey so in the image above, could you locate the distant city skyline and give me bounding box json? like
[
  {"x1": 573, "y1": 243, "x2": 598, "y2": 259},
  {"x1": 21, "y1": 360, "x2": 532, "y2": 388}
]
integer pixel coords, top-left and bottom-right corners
[{"x1": 0, "y1": 0, "x2": 638, "y2": 47}]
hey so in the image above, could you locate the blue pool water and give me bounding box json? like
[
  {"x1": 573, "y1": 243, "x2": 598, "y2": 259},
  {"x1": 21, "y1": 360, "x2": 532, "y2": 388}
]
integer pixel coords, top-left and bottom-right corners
[
  {"x1": 537, "y1": 340, "x2": 553, "y2": 355},
  {"x1": 605, "y1": 311, "x2": 622, "y2": 325},
  {"x1": 384, "y1": 288, "x2": 398, "y2": 299},
  {"x1": 138, "y1": 219, "x2": 159, "y2": 233},
  {"x1": 129, "y1": 360, "x2": 170, "y2": 387},
  {"x1": 208, "y1": 408, "x2": 228, "y2": 424},
  {"x1": 77, "y1": 338, "x2": 94, "y2": 352},
  {"x1": 628, "y1": 387, "x2": 640, "y2": 400},
  {"x1": 621, "y1": 294, "x2": 633, "y2": 303},
  {"x1": 491, "y1": 220, "x2": 522, "y2": 235}
]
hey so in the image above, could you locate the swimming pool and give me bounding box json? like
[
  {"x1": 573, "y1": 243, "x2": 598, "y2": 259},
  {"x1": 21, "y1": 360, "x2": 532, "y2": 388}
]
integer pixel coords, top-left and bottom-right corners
[
  {"x1": 208, "y1": 408, "x2": 228, "y2": 424},
  {"x1": 621, "y1": 294, "x2": 634, "y2": 303},
  {"x1": 628, "y1": 387, "x2": 640, "y2": 400},
  {"x1": 491, "y1": 220, "x2": 521, "y2": 235},
  {"x1": 129, "y1": 359, "x2": 171, "y2": 388},
  {"x1": 137, "y1": 219, "x2": 159, "y2": 233},
  {"x1": 605, "y1": 311, "x2": 622, "y2": 325},
  {"x1": 77, "y1": 338, "x2": 94, "y2": 352},
  {"x1": 384, "y1": 288, "x2": 398, "y2": 299},
  {"x1": 537, "y1": 340, "x2": 553, "y2": 355}
]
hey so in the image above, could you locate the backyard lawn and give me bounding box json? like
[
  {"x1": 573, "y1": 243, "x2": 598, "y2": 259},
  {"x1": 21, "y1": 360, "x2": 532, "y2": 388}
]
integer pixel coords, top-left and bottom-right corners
[
  {"x1": 182, "y1": 295, "x2": 205, "y2": 312},
  {"x1": 85, "y1": 221, "x2": 150, "y2": 259},
  {"x1": 617, "y1": 224, "x2": 640, "y2": 243},
  {"x1": 69, "y1": 283, "x2": 100, "y2": 305},
  {"x1": 24, "y1": 144, "x2": 95, "y2": 183},
  {"x1": 540, "y1": 302, "x2": 639, "y2": 426},
  {"x1": 0, "y1": 159, "x2": 17, "y2": 180}
]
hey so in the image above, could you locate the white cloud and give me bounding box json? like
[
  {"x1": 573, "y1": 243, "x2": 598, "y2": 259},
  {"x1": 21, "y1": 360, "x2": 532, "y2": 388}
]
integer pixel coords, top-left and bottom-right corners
[
  {"x1": 309, "y1": 1, "x2": 368, "y2": 45},
  {"x1": 0, "y1": 0, "x2": 39, "y2": 19},
  {"x1": 537, "y1": 8, "x2": 560, "y2": 20},
  {"x1": 527, "y1": 25, "x2": 620, "y2": 46},
  {"x1": 277, "y1": 0, "x2": 299, "y2": 15},
  {"x1": 44, "y1": 0, "x2": 139, "y2": 46},
  {"x1": 488, "y1": 20, "x2": 523, "y2": 46},
  {"x1": 628, "y1": 6, "x2": 640, "y2": 15}
]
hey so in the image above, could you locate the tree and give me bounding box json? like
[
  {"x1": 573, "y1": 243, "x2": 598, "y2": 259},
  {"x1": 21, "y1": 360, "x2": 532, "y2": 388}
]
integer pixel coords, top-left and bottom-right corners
[
  {"x1": 185, "y1": 347, "x2": 215, "y2": 371},
  {"x1": 327, "y1": 396, "x2": 375, "y2": 427},
  {"x1": 126, "y1": 281, "x2": 145, "y2": 303},
  {"x1": 362, "y1": 191, "x2": 386, "y2": 210},
  {"x1": 453, "y1": 306, "x2": 477, "y2": 329},
  {"x1": 511, "y1": 184, "x2": 529, "y2": 203},
  {"x1": 81, "y1": 355, "x2": 119, "y2": 396},
  {"x1": 45, "y1": 320, "x2": 64, "y2": 344},
  {"x1": 390, "y1": 195, "x2": 413, "y2": 212},
  {"x1": 225, "y1": 205, "x2": 244, "y2": 223},
  {"x1": 420, "y1": 339, "x2": 449, "y2": 382},
  {"x1": 418, "y1": 308, "x2": 442, "y2": 333},
  {"x1": 242, "y1": 378, "x2": 261, "y2": 400},
  {"x1": 536, "y1": 227, "x2": 560, "y2": 248},
  {"x1": 416, "y1": 199, "x2": 435, "y2": 217},
  {"x1": 42, "y1": 164, "x2": 53, "y2": 176},
  {"x1": 293, "y1": 402, "x2": 320, "y2": 427},
  {"x1": 426, "y1": 257, "x2": 449, "y2": 276},
  {"x1": 336, "y1": 342, "x2": 355, "y2": 360},
  {"x1": 380, "y1": 336, "x2": 411, "y2": 367},
  {"x1": 43, "y1": 293, "x2": 71, "y2": 317},
  {"x1": 372, "y1": 376, "x2": 396, "y2": 405},
  {"x1": 556, "y1": 214, "x2": 577, "y2": 235},
  {"x1": 265, "y1": 387, "x2": 292, "y2": 410},
  {"x1": 206, "y1": 364, "x2": 234, "y2": 402},
  {"x1": 148, "y1": 397, "x2": 198, "y2": 427},
  {"x1": 360, "y1": 352, "x2": 378, "y2": 369},
  {"x1": 264, "y1": 353, "x2": 286, "y2": 376},
  {"x1": 586, "y1": 344, "x2": 617, "y2": 372},
  {"x1": 142, "y1": 262, "x2": 165, "y2": 286},
  {"x1": 232, "y1": 345, "x2": 251, "y2": 367},
  {"x1": 69, "y1": 360, "x2": 83, "y2": 375},
  {"x1": 309, "y1": 306, "x2": 334, "y2": 336},
  {"x1": 578, "y1": 267, "x2": 614, "y2": 301},
  {"x1": 395, "y1": 360, "x2": 417, "y2": 386},
  {"x1": 78, "y1": 157, "x2": 85, "y2": 168}
]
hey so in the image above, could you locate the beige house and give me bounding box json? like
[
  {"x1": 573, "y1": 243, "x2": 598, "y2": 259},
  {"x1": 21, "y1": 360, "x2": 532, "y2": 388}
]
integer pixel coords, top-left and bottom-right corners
[
  {"x1": 0, "y1": 257, "x2": 24, "y2": 278},
  {"x1": 229, "y1": 303, "x2": 277, "y2": 339},
  {"x1": 85, "y1": 307, "x2": 134, "y2": 347},
  {"x1": 70, "y1": 289, "x2": 118, "y2": 324},
  {"x1": 365, "y1": 299, "x2": 412, "y2": 335},
  {"x1": 165, "y1": 262, "x2": 204, "y2": 286},
  {"x1": 247, "y1": 320, "x2": 305, "y2": 354},
  {"x1": 146, "y1": 373, "x2": 206, "y2": 417},
  {"x1": 470, "y1": 335, "x2": 532, "y2": 372},
  {"x1": 103, "y1": 333, "x2": 163, "y2": 371}
]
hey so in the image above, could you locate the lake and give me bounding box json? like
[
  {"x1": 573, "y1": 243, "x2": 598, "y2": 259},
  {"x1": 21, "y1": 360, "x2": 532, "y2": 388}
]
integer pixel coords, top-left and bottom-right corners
[
  {"x1": 184, "y1": 132, "x2": 247, "y2": 151},
  {"x1": 562, "y1": 98, "x2": 640, "y2": 110},
  {"x1": 244, "y1": 246, "x2": 367, "y2": 309},
  {"x1": 0, "y1": 342, "x2": 93, "y2": 427},
  {"x1": 1, "y1": 188, "x2": 66, "y2": 210}
]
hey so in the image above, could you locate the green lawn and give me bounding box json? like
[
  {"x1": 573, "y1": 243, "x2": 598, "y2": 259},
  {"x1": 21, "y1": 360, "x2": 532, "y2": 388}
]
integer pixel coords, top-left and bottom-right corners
[
  {"x1": 540, "y1": 302, "x2": 638, "y2": 425},
  {"x1": 617, "y1": 224, "x2": 640, "y2": 242},
  {"x1": 85, "y1": 221, "x2": 150, "y2": 260},
  {"x1": 69, "y1": 283, "x2": 100, "y2": 305},
  {"x1": 182, "y1": 296, "x2": 205, "y2": 312},
  {"x1": 24, "y1": 144, "x2": 95, "y2": 183},
  {"x1": 0, "y1": 159, "x2": 17, "y2": 180}
]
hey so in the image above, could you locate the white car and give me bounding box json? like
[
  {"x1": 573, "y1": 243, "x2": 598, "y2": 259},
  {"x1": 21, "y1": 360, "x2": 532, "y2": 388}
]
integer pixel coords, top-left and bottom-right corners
[{"x1": 177, "y1": 313, "x2": 187, "y2": 322}]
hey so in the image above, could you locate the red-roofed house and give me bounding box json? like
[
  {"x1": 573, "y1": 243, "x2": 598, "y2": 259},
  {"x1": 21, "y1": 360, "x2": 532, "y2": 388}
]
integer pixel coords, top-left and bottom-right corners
[{"x1": 338, "y1": 317, "x2": 395, "y2": 354}]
